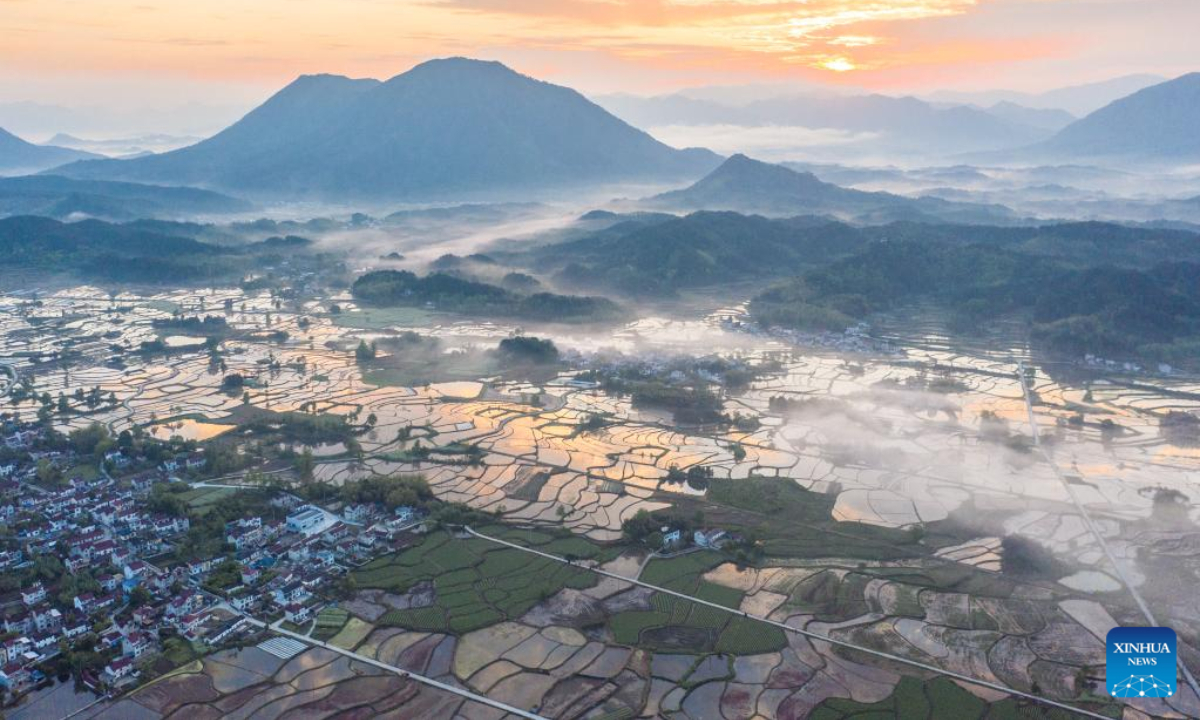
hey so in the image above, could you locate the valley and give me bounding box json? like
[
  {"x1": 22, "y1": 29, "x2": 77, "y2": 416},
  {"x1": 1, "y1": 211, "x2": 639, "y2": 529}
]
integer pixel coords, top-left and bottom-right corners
[{"x1": 2, "y1": 17, "x2": 1199, "y2": 718}]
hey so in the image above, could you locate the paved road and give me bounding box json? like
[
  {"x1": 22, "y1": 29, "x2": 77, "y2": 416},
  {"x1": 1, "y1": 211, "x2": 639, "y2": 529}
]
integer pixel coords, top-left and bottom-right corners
[
  {"x1": 466, "y1": 526, "x2": 1113, "y2": 720},
  {"x1": 233, "y1": 612, "x2": 547, "y2": 719},
  {"x1": 1017, "y1": 363, "x2": 1200, "y2": 703}
]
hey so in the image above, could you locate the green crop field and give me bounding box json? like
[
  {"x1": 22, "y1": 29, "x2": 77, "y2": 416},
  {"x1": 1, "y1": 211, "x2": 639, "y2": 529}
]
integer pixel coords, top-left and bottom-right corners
[
  {"x1": 353, "y1": 530, "x2": 599, "y2": 635},
  {"x1": 311, "y1": 607, "x2": 350, "y2": 641},
  {"x1": 808, "y1": 676, "x2": 1120, "y2": 720}
]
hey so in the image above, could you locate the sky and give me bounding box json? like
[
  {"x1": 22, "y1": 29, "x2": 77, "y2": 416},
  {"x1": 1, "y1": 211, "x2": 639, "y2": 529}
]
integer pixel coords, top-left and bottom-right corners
[{"x1": 1, "y1": 0, "x2": 1197, "y2": 115}]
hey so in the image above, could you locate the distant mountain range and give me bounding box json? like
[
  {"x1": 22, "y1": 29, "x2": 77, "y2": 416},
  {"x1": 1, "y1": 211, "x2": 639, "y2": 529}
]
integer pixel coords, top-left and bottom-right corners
[
  {"x1": 1032, "y1": 73, "x2": 1200, "y2": 162},
  {"x1": 47, "y1": 133, "x2": 203, "y2": 157},
  {"x1": 0, "y1": 128, "x2": 100, "y2": 175},
  {"x1": 0, "y1": 175, "x2": 251, "y2": 221},
  {"x1": 595, "y1": 91, "x2": 1060, "y2": 156},
  {"x1": 0, "y1": 214, "x2": 315, "y2": 283},
  {"x1": 0, "y1": 100, "x2": 252, "y2": 141},
  {"x1": 928, "y1": 74, "x2": 1166, "y2": 117},
  {"x1": 507, "y1": 207, "x2": 1200, "y2": 301},
  {"x1": 644, "y1": 154, "x2": 1019, "y2": 224},
  {"x1": 976, "y1": 102, "x2": 1075, "y2": 132},
  {"x1": 52, "y1": 58, "x2": 720, "y2": 200}
]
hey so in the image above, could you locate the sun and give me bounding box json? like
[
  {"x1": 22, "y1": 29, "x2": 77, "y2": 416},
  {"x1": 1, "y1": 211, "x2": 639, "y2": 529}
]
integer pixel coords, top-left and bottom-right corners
[{"x1": 817, "y1": 57, "x2": 857, "y2": 72}]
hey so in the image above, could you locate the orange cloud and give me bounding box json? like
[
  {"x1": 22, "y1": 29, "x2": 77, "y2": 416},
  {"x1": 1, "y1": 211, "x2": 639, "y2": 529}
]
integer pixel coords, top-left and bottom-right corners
[{"x1": 0, "y1": 0, "x2": 1076, "y2": 92}]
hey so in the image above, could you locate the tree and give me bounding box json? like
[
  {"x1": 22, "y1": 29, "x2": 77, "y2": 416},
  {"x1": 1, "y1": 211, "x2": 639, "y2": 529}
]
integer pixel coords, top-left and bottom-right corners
[
  {"x1": 69, "y1": 422, "x2": 110, "y2": 456},
  {"x1": 128, "y1": 586, "x2": 152, "y2": 607},
  {"x1": 355, "y1": 340, "x2": 377, "y2": 363},
  {"x1": 36, "y1": 458, "x2": 63, "y2": 487},
  {"x1": 295, "y1": 448, "x2": 315, "y2": 483}
]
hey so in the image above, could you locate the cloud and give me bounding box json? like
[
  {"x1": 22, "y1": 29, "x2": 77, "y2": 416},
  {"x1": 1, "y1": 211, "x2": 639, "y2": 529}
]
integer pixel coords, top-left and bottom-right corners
[
  {"x1": 3, "y1": 0, "x2": 1191, "y2": 102},
  {"x1": 425, "y1": 0, "x2": 1058, "y2": 77}
]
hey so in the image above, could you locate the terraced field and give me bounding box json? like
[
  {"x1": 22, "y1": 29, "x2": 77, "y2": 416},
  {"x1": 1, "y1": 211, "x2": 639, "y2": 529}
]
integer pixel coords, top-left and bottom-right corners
[
  {"x1": 353, "y1": 530, "x2": 601, "y2": 634},
  {"x1": 5, "y1": 284, "x2": 1199, "y2": 718}
]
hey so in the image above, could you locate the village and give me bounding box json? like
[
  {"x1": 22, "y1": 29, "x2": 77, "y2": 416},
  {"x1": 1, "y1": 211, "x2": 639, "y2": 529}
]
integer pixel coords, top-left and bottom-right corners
[{"x1": 0, "y1": 414, "x2": 428, "y2": 704}]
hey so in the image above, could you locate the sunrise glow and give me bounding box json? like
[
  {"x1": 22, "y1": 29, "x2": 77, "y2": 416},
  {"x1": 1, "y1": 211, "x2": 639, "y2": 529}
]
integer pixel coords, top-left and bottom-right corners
[
  {"x1": 0, "y1": 0, "x2": 1195, "y2": 97},
  {"x1": 817, "y1": 57, "x2": 858, "y2": 73}
]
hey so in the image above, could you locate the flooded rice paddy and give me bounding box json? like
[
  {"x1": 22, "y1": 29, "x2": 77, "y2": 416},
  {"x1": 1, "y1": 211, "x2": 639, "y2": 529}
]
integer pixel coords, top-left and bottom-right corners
[{"x1": 4, "y1": 283, "x2": 1200, "y2": 718}]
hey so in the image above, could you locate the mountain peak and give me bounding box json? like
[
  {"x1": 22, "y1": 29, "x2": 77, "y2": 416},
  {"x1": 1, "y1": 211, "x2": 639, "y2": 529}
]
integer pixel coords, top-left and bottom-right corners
[
  {"x1": 404, "y1": 57, "x2": 517, "y2": 76},
  {"x1": 648, "y1": 155, "x2": 1016, "y2": 225},
  {"x1": 706, "y1": 153, "x2": 824, "y2": 185},
  {"x1": 0, "y1": 126, "x2": 100, "y2": 173},
  {"x1": 382, "y1": 57, "x2": 539, "y2": 92},
  {"x1": 1038, "y1": 72, "x2": 1200, "y2": 161},
  {"x1": 51, "y1": 59, "x2": 720, "y2": 199}
]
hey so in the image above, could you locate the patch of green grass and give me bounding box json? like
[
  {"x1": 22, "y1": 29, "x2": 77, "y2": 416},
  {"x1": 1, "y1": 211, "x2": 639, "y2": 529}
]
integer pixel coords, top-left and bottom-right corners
[
  {"x1": 144, "y1": 299, "x2": 182, "y2": 315},
  {"x1": 280, "y1": 620, "x2": 310, "y2": 635},
  {"x1": 782, "y1": 570, "x2": 871, "y2": 622},
  {"x1": 607, "y1": 551, "x2": 785, "y2": 655},
  {"x1": 333, "y1": 305, "x2": 439, "y2": 330},
  {"x1": 641, "y1": 552, "x2": 726, "y2": 593},
  {"x1": 161, "y1": 637, "x2": 199, "y2": 667},
  {"x1": 713, "y1": 616, "x2": 786, "y2": 655},
  {"x1": 609, "y1": 590, "x2": 785, "y2": 655},
  {"x1": 311, "y1": 607, "x2": 350, "y2": 641},
  {"x1": 177, "y1": 486, "x2": 240, "y2": 515},
  {"x1": 809, "y1": 676, "x2": 1121, "y2": 720},
  {"x1": 63, "y1": 463, "x2": 101, "y2": 482},
  {"x1": 353, "y1": 531, "x2": 598, "y2": 635},
  {"x1": 610, "y1": 610, "x2": 671, "y2": 645},
  {"x1": 701, "y1": 476, "x2": 917, "y2": 562}
]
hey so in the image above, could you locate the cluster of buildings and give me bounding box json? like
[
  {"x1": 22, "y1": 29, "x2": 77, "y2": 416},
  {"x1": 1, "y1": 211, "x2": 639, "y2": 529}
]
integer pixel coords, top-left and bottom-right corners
[
  {"x1": 1080, "y1": 353, "x2": 1171, "y2": 375},
  {"x1": 218, "y1": 502, "x2": 422, "y2": 626},
  {"x1": 660, "y1": 526, "x2": 735, "y2": 552},
  {"x1": 723, "y1": 317, "x2": 901, "y2": 356},
  {"x1": 0, "y1": 415, "x2": 431, "y2": 708},
  {"x1": 0, "y1": 422, "x2": 206, "y2": 698}
]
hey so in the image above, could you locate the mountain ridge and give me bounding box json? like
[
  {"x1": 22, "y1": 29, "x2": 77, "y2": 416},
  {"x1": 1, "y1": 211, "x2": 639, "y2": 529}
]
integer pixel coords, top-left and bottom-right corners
[
  {"x1": 1033, "y1": 72, "x2": 1200, "y2": 162},
  {"x1": 0, "y1": 127, "x2": 100, "y2": 175},
  {"x1": 51, "y1": 58, "x2": 721, "y2": 199},
  {"x1": 645, "y1": 154, "x2": 1019, "y2": 224}
]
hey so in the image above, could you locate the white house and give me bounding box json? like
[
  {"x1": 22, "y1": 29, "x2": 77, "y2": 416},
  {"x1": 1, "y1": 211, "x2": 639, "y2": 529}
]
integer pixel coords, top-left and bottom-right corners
[{"x1": 286, "y1": 506, "x2": 325, "y2": 534}]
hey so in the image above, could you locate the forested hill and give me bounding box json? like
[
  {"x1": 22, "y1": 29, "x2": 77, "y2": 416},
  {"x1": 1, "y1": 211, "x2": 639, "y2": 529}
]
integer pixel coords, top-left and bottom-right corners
[
  {"x1": 751, "y1": 240, "x2": 1200, "y2": 362},
  {"x1": 513, "y1": 210, "x2": 1200, "y2": 297},
  {"x1": 350, "y1": 270, "x2": 621, "y2": 323},
  {"x1": 0, "y1": 216, "x2": 310, "y2": 282}
]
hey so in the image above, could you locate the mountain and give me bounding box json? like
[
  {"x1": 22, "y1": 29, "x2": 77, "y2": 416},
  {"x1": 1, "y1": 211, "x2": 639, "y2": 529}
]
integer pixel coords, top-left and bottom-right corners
[
  {"x1": 645, "y1": 154, "x2": 1018, "y2": 224},
  {"x1": 0, "y1": 127, "x2": 100, "y2": 175},
  {"x1": 0, "y1": 215, "x2": 319, "y2": 283},
  {"x1": 751, "y1": 238, "x2": 1200, "y2": 360},
  {"x1": 1034, "y1": 73, "x2": 1200, "y2": 162},
  {"x1": 593, "y1": 93, "x2": 740, "y2": 127},
  {"x1": 0, "y1": 175, "x2": 252, "y2": 221},
  {"x1": 47, "y1": 132, "x2": 203, "y2": 157},
  {"x1": 737, "y1": 94, "x2": 1050, "y2": 153},
  {"x1": 596, "y1": 91, "x2": 1053, "y2": 156},
  {"x1": 515, "y1": 211, "x2": 869, "y2": 296},
  {"x1": 0, "y1": 101, "x2": 254, "y2": 140},
  {"x1": 981, "y1": 102, "x2": 1075, "y2": 132},
  {"x1": 52, "y1": 58, "x2": 721, "y2": 200},
  {"x1": 929, "y1": 74, "x2": 1167, "y2": 116},
  {"x1": 508, "y1": 204, "x2": 1200, "y2": 300}
]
